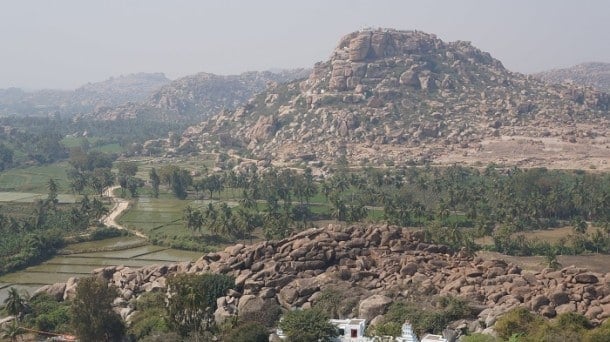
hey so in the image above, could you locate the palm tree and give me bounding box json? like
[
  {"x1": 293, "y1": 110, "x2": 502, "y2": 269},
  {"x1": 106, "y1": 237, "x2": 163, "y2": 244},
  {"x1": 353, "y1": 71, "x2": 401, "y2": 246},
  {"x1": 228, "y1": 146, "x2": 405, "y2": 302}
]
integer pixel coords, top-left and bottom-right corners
[
  {"x1": 1, "y1": 320, "x2": 23, "y2": 342},
  {"x1": 4, "y1": 287, "x2": 26, "y2": 318},
  {"x1": 239, "y1": 189, "x2": 256, "y2": 210},
  {"x1": 235, "y1": 209, "x2": 259, "y2": 242},
  {"x1": 544, "y1": 250, "x2": 562, "y2": 270},
  {"x1": 183, "y1": 206, "x2": 204, "y2": 233}
]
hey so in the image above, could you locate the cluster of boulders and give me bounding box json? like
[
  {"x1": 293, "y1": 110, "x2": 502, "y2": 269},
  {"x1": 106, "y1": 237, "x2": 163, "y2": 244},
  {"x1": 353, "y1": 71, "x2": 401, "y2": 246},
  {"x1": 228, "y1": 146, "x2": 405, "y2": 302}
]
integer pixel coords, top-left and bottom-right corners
[
  {"x1": 38, "y1": 224, "x2": 610, "y2": 335},
  {"x1": 183, "y1": 28, "x2": 609, "y2": 167}
]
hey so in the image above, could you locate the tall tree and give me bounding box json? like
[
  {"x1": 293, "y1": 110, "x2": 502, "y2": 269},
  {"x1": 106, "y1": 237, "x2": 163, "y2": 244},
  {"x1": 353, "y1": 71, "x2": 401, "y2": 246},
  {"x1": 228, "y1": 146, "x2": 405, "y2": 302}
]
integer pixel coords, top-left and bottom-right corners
[
  {"x1": 149, "y1": 167, "x2": 160, "y2": 198},
  {"x1": 71, "y1": 277, "x2": 125, "y2": 342},
  {"x1": 183, "y1": 206, "x2": 204, "y2": 233},
  {"x1": 166, "y1": 273, "x2": 234, "y2": 339}
]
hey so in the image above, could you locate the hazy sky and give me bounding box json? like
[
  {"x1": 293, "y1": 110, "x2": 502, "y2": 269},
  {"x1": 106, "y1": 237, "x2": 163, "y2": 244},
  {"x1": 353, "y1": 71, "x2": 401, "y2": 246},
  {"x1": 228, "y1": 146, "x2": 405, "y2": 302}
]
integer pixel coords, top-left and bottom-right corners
[{"x1": 1, "y1": 0, "x2": 609, "y2": 89}]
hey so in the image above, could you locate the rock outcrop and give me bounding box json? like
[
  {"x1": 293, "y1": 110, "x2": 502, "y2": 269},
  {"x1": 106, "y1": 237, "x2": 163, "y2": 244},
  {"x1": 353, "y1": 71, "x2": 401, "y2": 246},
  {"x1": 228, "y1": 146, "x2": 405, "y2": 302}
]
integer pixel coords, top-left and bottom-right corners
[
  {"x1": 183, "y1": 29, "x2": 610, "y2": 168},
  {"x1": 39, "y1": 224, "x2": 610, "y2": 334}
]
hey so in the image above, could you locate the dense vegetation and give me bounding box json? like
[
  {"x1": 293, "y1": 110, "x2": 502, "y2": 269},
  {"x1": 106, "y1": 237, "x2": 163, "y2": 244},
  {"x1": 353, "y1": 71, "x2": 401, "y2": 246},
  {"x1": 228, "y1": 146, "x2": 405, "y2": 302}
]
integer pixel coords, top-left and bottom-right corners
[
  {"x1": 0, "y1": 178, "x2": 120, "y2": 275},
  {"x1": 149, "y1": 163, "x2": 610, "y2": 257},
  {"x1": 462, "y1": 308, "x2": 610, "y2": 342},
  {"x1": 0, "y1": 115, "x2": 186, "y2": 168}
]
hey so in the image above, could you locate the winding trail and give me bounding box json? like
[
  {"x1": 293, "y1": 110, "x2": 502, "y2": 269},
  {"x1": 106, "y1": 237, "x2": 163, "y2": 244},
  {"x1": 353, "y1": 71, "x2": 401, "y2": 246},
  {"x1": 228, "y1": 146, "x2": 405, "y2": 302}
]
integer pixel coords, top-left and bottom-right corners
[{"x1": 101, "y1": 186, "x2": 147, "y2": 239}]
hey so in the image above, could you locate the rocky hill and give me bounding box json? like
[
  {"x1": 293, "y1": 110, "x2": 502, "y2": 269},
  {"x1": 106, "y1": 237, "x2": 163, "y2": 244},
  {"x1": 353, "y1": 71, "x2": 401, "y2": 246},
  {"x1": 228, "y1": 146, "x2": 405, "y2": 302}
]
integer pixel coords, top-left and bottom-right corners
[
  {"x1": 73, "y1": 72, "x2": 171, "y2": 108},
  {"x1": 0, "y1": 73, "x2": 170, "y2": 117},
  {"x1": 38, "y1": 224, "x2": 610, "y2": 337},
  {"x1": 184, "y1": 29, "x2": 610, "y2": 169},
  {"x1": 535, "y1": 62, "x2": 610, "y2": 93},
  {"x1": 87, "y1": 69, "x2": 310, "y2": 122}
]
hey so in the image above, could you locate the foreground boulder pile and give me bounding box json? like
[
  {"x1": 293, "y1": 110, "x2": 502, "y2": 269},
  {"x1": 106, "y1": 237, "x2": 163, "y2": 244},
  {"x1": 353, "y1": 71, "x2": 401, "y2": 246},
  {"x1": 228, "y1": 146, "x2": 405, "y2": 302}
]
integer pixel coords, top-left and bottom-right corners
[{"x1": 40, "y1": 224, "x2": 610, "y2": 333}]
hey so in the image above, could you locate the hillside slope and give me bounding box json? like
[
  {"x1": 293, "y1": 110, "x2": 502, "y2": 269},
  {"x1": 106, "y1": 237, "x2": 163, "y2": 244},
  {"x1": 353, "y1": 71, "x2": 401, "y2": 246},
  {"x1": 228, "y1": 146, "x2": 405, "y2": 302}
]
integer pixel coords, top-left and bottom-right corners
[
  {"x1": 535, "y1": 62, "x2": 610, "y2": 93},
  {"x1": 184, "y1": 29, "x2": 610, "y2": 169},
  {"x1": 0, "y1": 73, "x2": 170, "y2": 117},
  {"x1": 87, "y1": 69, "x2": 310, "y2": 122}
]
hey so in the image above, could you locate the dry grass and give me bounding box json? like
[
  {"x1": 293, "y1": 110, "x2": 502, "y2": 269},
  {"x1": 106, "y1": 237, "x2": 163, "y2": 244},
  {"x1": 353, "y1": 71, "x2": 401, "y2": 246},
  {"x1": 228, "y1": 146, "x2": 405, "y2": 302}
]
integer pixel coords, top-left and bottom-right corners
[
  {"x1": 476, "y1": 225, "x2": 602, "y2": 246},
  {"x1": 478, "y1": 250, "x2": 610, "y2": 274}
]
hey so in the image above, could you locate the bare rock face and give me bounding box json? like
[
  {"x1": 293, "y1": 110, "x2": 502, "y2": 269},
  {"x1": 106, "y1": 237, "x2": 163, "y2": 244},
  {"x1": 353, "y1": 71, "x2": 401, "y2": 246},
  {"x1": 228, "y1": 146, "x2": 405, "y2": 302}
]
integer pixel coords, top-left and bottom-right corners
[
  {"x1": 247, "y1": 115, "x2": 278, "y2": 142},
  {"x1": 347, "y1": 32, "x2": 372, "y2": 61}
]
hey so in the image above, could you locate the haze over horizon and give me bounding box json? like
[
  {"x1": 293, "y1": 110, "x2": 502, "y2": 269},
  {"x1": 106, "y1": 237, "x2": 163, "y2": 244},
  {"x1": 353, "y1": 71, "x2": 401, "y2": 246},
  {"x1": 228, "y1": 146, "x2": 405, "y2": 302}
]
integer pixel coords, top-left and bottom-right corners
[{"x1": 1, "y1": 0, "x2": 609, "y2": 90}]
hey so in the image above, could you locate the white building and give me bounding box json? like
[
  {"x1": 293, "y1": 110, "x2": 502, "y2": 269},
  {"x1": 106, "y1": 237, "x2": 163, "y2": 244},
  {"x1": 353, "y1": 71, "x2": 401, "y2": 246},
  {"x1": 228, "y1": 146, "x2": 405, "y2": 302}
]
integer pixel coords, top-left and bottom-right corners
[
  {"x1": 330, "y1": 318, "x2": 367, "y2": 341},
  {"x1": 276, "y1": 316, "x2": 440, "y2": 342}
]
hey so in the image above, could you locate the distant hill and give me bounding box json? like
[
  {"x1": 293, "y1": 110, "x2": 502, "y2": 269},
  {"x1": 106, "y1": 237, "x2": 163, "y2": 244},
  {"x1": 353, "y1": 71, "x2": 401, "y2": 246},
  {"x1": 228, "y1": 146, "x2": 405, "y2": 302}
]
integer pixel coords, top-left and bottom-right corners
[
  {"x1": 182, "y1": 29, "x2": 610, "y2": 169},
  {"x1": 85, "y1": 69, "x2": 310, "y2": 122},
  {"x1": 535, "y1": 62, "x2": 610, "y2": 93},
  {"x1": 0, "y1": 73, "x2": 171, "y2": 117}
]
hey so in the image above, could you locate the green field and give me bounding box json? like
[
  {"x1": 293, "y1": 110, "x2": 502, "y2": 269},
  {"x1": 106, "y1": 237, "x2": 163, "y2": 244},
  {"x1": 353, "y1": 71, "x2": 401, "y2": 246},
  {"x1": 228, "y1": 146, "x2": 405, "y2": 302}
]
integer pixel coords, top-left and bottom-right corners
[
  {"x1": 119, "y1": 194, "x2": 208, "y2": 239},
  {"x1": 0, "y1": 191, "x2": 77, "y2": 203},
  {"x1": 0, "y1": 162, "x2": 72, "y2": 193},
  {"x1": 61, "y1": 136, "x2": 124, "y2": 154}
]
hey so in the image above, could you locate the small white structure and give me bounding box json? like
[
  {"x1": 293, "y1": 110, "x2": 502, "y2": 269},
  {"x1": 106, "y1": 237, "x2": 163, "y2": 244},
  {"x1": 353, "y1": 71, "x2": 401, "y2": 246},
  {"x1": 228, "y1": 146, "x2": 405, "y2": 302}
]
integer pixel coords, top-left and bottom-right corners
[
  {"x1": 330, "y1": 318, "x2": 367, "y2": 341},
  {"x1": 396, "y1": 322, "x2": 419, "y2": 342},
  {"x1": 421, "y1": 334, "x2": 448, "y2": 342},
  {"x1": 275, "y1": 315, "x2": 442, "y2": 342}
]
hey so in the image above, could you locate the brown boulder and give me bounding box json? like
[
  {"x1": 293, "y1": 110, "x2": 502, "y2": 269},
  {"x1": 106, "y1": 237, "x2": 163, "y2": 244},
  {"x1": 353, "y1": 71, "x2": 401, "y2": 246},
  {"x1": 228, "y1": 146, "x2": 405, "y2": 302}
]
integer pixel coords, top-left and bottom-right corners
[
  {"x1": 358, "y1": 294, "x2": 393, "y2": 321},
  {"x1": 550, "y1": 291, "x2": 570, "y2": 305},
  {"x1": 555, "y1": 302, "x2": 576, "y2": 315},
  {"x1": 575, "y1": 274, "x2": 599, "y2": 284},
  {"x1": 400, "y1": 262, "x2": 418, "y2": 276},
  {"x1": 348, "y1": 32, "x2": 372, "y2": 61},
  {"x1": 530, "y1": 295, "x2": 550, "y2": 311}
]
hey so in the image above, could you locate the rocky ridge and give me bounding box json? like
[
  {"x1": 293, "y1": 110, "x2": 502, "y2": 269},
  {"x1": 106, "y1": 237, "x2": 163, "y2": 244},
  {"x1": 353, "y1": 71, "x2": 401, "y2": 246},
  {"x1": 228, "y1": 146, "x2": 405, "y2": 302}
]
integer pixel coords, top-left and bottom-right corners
[
  {"x1": 38, "y1": 224, "x2": 610, "y2": 335},
  {"x1": 535, "y1": 62, "x2": 610, "y2": 93},
  {"x1": 87, "y1": 69, "x2": 310, "y2": 122},
  {"x1": 183, "y1": 29, "x2": 609, "y2": 167},
  {"x1": 0, "y1": 73, "x2": 170, "y2": 117}
]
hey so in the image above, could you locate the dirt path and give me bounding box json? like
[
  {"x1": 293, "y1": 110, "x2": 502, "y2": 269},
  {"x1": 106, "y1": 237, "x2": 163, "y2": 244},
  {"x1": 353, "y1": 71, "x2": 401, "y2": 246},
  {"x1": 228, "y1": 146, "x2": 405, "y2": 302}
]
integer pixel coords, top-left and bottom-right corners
[{"x1": 101, "y1": 186, "x2": 147, "y2": 239}]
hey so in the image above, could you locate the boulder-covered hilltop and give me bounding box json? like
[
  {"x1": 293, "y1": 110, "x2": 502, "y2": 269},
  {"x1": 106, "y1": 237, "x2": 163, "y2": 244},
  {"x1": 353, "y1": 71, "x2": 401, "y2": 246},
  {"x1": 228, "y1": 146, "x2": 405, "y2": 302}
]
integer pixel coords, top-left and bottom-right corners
[
  {"x1": 184, "y1": 29, "x2": 609, "y2": 166},
  {"x1": 41, "y1": 224, "x2": 610, "y2": 335},
  {"x1": 86, "y1": 69, "x2": 310, "y2": 122},
  {"x1": 535, "y1": 62, "x2": 610, "y2": 93}
]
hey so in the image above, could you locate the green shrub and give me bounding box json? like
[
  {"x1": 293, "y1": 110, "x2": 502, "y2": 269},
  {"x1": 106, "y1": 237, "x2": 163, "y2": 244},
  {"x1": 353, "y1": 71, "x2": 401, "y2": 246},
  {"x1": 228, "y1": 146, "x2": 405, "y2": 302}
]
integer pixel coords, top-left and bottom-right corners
[
  {"x1": 278, "y1": 308, "x2": 338, "y2": 342},
  {"x1": 494, "y1": 307, "x2": 544, "y2": 339},
  {"x1": 368, "y1": 321, "x2": 402, "y2": 337},
  {"x1": 555, "y1": 312, "x2": 592, "y2": 331},
  {"x1": 313, "y1": 288, "x2": 357, "y2": 319},
  {"x1": 128, "y1": 308, "x2": 170, "y2": 340},
  {"x1": 527, "y1": 321, "x2": 583, "y2": 342},
  {"x1": 222, "y1": 322, "x2": 268, "y2": 342},
  {"x1": 461, "y1": 333, "x2": 499, "y2": 342},
  {"x1": 379, "y1": 296, "x2": 473, "y2": 336}
]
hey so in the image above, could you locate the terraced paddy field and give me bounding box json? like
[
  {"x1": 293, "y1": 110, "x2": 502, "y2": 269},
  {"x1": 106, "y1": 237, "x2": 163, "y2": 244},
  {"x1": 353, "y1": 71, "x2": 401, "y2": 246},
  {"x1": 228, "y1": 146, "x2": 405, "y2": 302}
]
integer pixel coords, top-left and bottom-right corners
[
  {"x1": 0, "y1": 237, "x2": 203, "y2": 303},
  {"x1": 0, "y1": 191, "x2": 77, "y2": 203}
]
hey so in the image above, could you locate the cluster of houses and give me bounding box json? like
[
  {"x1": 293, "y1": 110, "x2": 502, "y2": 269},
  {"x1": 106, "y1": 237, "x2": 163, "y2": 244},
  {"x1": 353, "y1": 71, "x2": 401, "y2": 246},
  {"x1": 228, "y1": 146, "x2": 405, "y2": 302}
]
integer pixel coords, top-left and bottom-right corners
[{"x1": 276, "y1": 318, "x2": 448, "y2": 342}]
